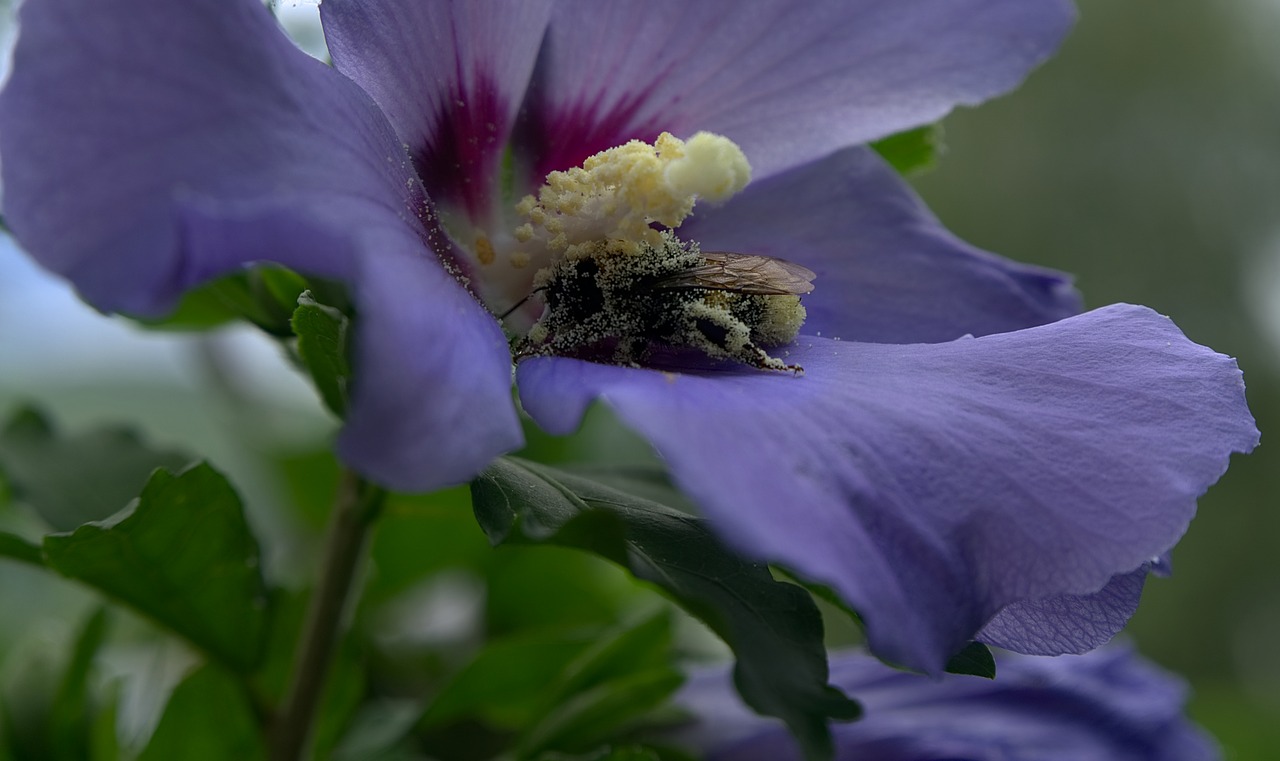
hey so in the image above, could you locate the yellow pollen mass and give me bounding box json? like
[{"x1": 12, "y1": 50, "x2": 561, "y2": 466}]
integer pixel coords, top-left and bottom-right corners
[
  {"x1": 516, "y1": 131, "x2": 751, "y2": 260},
  {"x1": 663, "y1": 132, "x2": 753, "y2": 202},
  {"x1": 474, "y1": 235, "x2": 496, "y2": 265}
]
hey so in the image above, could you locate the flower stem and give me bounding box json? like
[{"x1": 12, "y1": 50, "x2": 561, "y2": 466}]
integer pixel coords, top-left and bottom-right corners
[{"x1": 270, "y1": 468, "x2": 384, "y2": 761}]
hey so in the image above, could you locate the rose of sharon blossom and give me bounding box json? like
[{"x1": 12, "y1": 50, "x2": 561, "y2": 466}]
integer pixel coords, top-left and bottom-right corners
[
  {"x1": 675, "y1": 646, "x2": 1221, "y2": 761},
  {"x1": 0, "y1": 0, "x2": 1257, "y2": 674}
]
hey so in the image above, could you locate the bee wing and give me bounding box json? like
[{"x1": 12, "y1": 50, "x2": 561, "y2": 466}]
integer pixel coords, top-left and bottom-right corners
[{"x1": 652, "y1": 252, "x2": 816, "y2": 295}]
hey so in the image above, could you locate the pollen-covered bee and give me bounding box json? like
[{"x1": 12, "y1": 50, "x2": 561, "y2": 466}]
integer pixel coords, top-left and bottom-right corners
[{"x1": 514, "y1": 234, "x2": 815, "y2": 372}]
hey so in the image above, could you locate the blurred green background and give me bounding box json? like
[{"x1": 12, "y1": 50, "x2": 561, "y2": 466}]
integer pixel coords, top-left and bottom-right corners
[{"x1": 1, "y1": 0, "x2": 1277, "y2": 757}]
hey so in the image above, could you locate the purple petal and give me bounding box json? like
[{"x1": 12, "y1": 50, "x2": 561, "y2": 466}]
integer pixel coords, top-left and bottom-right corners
[
  {"x1": 518, "y1": 0, "x2": 1074, "y2": 181},
  {"x1": 683, "y1": 147, "x2": 1080, "y2": 342},
  {"x1": 337, "y1": 230, "x2": 523, "y2": 492},
  {"x1": 676, "y1": 646, "x2": 1220, "y2": 761},
  {"x1": 0, "y1": 0, "x2": 421, "y2": 316},
  {"x1": 979, "y1": 565, "x2": 1149, "y2": 655},
  {"x1": 321, "y1": 0, "x2": 554, "y2": 221},
  {"x1": 517, "y1": 305, "x2": 1258, "y2": 673}
]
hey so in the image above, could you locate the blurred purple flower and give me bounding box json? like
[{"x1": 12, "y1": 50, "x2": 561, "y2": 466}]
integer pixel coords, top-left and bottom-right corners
[
  {"x1": 0, "y1": 0, "x2": 1257, "y2": 673},
  {"x1": 675, "y1": 646, "x2": 1220, "y2": 761}
]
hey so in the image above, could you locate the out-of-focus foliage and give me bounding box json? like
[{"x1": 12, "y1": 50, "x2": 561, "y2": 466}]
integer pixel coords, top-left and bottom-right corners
[
  {"x1": 0, "y1": 409, "x2": 710, "y2": 760},
  {"x1": 471, "y1": 457, "x2": 860, "y2": 760},
  {"x1": 1, "y1": 608, "x2": 108, "y2": 761},
  {"x1": 42, "y1": 464, "x2": 269, "y2": 672},
  {"x1": 871, "y1": 125, "x2": 944, "y2": 176},
  {"x1": 0, "y1": 407, "x2": 189, "y2": 530}
]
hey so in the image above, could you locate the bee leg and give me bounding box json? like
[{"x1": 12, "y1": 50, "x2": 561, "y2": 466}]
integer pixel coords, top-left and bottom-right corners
[{"x1": 745, "y1": 345, "x2": 804, "y2": 375}]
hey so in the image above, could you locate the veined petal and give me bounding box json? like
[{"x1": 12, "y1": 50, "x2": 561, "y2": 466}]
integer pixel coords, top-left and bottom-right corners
[
  {"x1": 517, "y1": 305, "x2": 1258, "y2": 673},
  {"x1": 321, "y1": 0, "x2": 554, "y2": 222},
  {"x1": 0, "y1": 0, "x2": 420, "y2": 316},
  {"x1": 337, "y1": 228, "x2": 523, "y2": 492},
  {"x1": 683, "y1": 147, "x2": 1081, "y2": 342},
  {"x1": 979, "y1": 565, "x2": 1149, "y2": 655},
  {"x1": 676, "y1": 646, "x2": 1219, "y2": 761},
  {"x1": 518, "y1": 0, "x2": 1074, "y2": 181}
]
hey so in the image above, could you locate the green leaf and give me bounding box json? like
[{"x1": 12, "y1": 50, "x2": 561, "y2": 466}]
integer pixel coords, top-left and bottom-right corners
[
  {"x1": 257, "y1": 267, "x2": 312, "y2": 314},
  {"x1": 944, "y1": 641, "x2": 996, "y2": 679},
  {"x1": 870, "y1": 124, "x2": 944, "y2": 176},
  {"x1": 1, "y1": 654, "x2": 55, "y2": 761},
  {"x1": 517, "y1": 613, "x2": 682, "y2": 756},
  {"x1": 0, "y1": 608, "x2": 109, "y2": 761},
  {"x1": 520, "y1": 669, "x2": 683, "y2": 756},
  {"x1": 420, "y1": 615, "x2": 682, "y2": 758},
  {"x1": 252, "y1": 590, "x2": 365, "y2": 760},
  {"x1": 1, "y1": 649, "x2": 52, "y2": 760},
  {"x1": 292, "y1": 291, "x2": 351, "y2": 417},
  {"x1": 49, "y1": 609, "x2": 110, "y2": 761},
  {"x1": 558, "y1": 463, "x2": 697, "y2": 514},
  {"x1": 484, "y1": 545, "x2": 642, "y2": 636},
  {"x1": 43, "y1": 463, "x2": 269, "y2": 672},
  {"x1": 793, "y1": 578, "x2": 865, "y2": 631},
  {"x1": 131, "y1": 281, "x2": 245, "y2": 331},
  {"x1": 136, "y1": 666, "x2": 265, "y2": 761},
  {"x1": 365, "y1": 486, "x2": 493, "y2": 606},
  {"x1": 0, "y1": 407, "x2": 190, "y2": 531},
  {"x1": 88, "y1": 683, "x2": 122, "y2": 761},
  {"x1": 471, "y1": 457, "x2": 860, "y2": 761},
  {"x1": 133, "y1": 265, "x2": 313, "y2": 334},
  {"x1": 271, "y1": 448, "x2": 344, "y2": 529},
  {"x1": 545, "y1": 612, "x2": 673, "y2": 705},
  {"x1": 422, "y1": 631, "x2": 599, "y2": 731},
  {"x1": 0, "y1": 531, "x2": 43, "y2": 567},
  {"x1": 331, "y1": 700, "x2": 424, "y2": 761},
  {"x1": 535, "y1": 748, "x2": 669, "y2": 761}
]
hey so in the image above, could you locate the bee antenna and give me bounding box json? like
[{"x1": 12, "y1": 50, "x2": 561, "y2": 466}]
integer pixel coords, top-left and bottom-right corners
[{"x1": 497, "y1": 288, "x2": 545, "y2": 321}]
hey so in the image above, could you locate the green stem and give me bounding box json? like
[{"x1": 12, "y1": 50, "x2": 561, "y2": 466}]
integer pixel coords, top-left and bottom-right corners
[{"x1": 269, "y1": 469, "x2": 384, "y2": 761}]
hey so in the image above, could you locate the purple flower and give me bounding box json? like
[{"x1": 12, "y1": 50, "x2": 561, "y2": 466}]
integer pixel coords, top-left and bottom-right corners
[
  {"x1": 0, "y1": 0, "x2": 1257, "y2": 674},
  {"x1": 675, "y1": 646, "x2": 1221, "y2": 761}
]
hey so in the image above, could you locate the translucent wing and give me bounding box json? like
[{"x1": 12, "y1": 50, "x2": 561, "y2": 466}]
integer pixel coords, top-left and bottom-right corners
[{"x1": 652, "y1": 252, "x2": 816, "y2": 295}]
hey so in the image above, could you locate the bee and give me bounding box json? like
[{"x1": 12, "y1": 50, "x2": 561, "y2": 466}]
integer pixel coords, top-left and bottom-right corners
[{"x1": 511, "y1": 235, "x2": 815, "y2": 372}]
